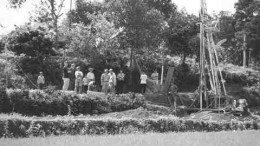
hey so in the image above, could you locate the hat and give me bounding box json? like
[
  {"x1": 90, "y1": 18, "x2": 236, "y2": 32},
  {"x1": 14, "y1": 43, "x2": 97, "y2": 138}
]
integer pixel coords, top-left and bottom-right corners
[
  {"x1": 40, "y1": 72, "x2": 43, "y2": 74},
  {"x1": 104, "y1": 69, "x2": 108, "y2": 72},
  {"x1": 109, "y1": 69, "x2": 113, "y2": 71}
]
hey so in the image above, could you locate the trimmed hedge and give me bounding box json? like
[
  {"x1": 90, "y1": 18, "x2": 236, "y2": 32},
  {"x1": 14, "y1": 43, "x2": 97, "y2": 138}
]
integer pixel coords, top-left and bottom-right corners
[
  {"x1": 0, "y1": 114, "x2": 259, "y2": 138},
  {"x1": 0, "y1": 88, "x2": 145, "y2": 116}
]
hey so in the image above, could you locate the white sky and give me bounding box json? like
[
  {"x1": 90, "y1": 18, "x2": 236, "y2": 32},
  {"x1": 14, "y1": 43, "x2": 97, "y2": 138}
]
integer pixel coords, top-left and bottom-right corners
[{"x1": 0, "y1": 0, "x2": 237, "y2": 35}]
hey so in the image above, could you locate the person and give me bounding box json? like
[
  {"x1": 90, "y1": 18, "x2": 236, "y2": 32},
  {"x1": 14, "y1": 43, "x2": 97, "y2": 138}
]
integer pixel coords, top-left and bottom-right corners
[
  {"x1": 101, "y1": 69, "x2": 110, "y2": 95},
  {"x1": 68, "y1": 63, "x2": 76, "y2": 91},
  {"x1": 62, "y1": 61, "x2": 70, "y2": 90},
  {"x1": 74, "y1": 66, "x2": 83, "y2": 94},
  {"x1": 37, "y1": 72, "x2": 45, "y2": 90},
  {"x1": 232, "y1": 100, "x2": 237, "y2": 110},
  {"x1": 86, "y1": 67, "x2": 95, "y2": 91},
  {"x1": 151, "y1": 69, "x2": 159, "y2": 92},
  {"x1": 151, "y1": 70, "x2": 159, "y2": 84},
  {"x1": 108, "y1": 69, "x2": 117, "y2": 95},
  {"x1": 168, "y1": 82, "x2": 178, "y2": 109},
  {"x1": 140, "y1": 71, "x2": 147, "y2": 93},
  {"x1": 117, "y1": 70, "x2": 125, "y2": 94},
  {"x1": 237, "y1": 99, "x2": 249, "y2": 112},
  {"x1": 83, "y1": 74, "x2": 88, "y2": 93}
]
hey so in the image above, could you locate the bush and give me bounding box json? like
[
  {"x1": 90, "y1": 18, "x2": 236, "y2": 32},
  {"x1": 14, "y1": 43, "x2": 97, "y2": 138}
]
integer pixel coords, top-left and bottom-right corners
[
  {"x1": 0, "y1": 89, "x2": 145, "y2": 116},
  {"x1": 0, "y1": 114, "x2": 258, "y2": 138}
]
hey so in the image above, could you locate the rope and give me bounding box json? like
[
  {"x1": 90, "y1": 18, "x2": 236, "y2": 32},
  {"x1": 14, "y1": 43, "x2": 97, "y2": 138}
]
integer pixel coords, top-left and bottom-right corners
[{"x1": 12, "y1": 59, "x2": 38, "y2": 88}]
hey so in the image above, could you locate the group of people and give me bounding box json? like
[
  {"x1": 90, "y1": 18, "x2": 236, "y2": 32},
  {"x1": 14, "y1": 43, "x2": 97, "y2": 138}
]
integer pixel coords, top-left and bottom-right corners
[
  {"x1": 61, "y1": 61, "x2": 126, "y2": 95},
  {"x1": 100, "y1": 69, "x2": 125, "y2": 95},
  {"x1": 36, "y1": 61, "x2": 162, "y2": 94},
  {"x1": 62, "y1": 61, "x2": 96, "y2": 93},
  {"x1": 139, "y1": 70, "x2": 159, "y2": 93}
]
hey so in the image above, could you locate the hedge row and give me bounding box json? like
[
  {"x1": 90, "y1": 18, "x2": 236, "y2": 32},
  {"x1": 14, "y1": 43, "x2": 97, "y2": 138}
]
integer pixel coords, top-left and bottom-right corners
[
  {"x1": 0, "y1": 114, "x2": 259, "y2": 138},
  {"x1": 0, "y1": 88, "x2": 145, "y2": 116}
]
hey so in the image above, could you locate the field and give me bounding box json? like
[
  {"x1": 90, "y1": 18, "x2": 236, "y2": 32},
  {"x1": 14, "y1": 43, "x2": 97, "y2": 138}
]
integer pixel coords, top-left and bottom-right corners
[{"x1": 1, "y1": 130, "x2": 260, "y2": 146}]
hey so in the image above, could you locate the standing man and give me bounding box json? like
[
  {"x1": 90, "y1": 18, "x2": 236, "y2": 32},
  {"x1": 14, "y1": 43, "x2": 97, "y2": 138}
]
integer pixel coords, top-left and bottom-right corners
[
  {"x1": 140, "y1": 71, "x2": 147, "y2": 93},
  {"x1": 68, "y1": 63, "x2": 76, "y2": 90},
  {"x1": 117, "y1": 70, "x2": 125, "y2": 94},
  {"x1": 168, "y1": 82, "x2": 178, "y2": 109},
  {"x1": 74, "y1": 66, "x2": 83, "y2": 94},
  {"x1": 151, "y1": 70, "x2": 159, "y2": 84},
  {"x1": 101, "y1": 69, "x2": 110, "y2": 95},
  {"x1": 151, "y1": 69, "x2": 159, "y2": 93},
  {"x1": 62, "y1": 61, "x2": 70, "y2": 90},
  {"x1": 109, "y1": 69, "x2": 117, "y2": 95},
  {"x1": 37, "y1": 72, "x2": 45, "y2": 90},
  {"x1": 86, "y1": 67, "x2": 95, "y2": 91}
]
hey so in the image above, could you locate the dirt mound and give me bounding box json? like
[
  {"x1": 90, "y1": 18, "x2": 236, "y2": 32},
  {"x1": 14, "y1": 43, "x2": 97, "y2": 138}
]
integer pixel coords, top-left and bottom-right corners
[
  {"x1": 98, "y1": 107, "x2": 164, "y2": 119},
  {"x1": 183, "y1": 111, "x2": 260, "y2": 123}
]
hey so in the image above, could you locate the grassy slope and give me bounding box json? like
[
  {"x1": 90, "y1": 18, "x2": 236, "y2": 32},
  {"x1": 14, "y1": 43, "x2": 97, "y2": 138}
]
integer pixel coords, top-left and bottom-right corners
[{"x1": 1, "y1": 130, "x2": 260, "y2": 146}]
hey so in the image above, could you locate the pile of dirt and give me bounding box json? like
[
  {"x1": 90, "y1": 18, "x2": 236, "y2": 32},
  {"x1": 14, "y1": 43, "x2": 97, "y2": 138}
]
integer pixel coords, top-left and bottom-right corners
[
  {"x1": 144, "y1": 92, "x2": 196, "y2": 107},
  {"x1": 98, "y1": 107, "x2": 164, "y2": 119},
  {"x1": 183, "y1": 111, "x2": 260, "y2": 123}
]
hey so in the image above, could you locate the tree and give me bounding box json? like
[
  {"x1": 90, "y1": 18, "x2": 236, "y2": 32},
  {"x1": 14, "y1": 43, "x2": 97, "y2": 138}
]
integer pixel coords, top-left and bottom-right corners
[
  {"x1": 108, "y1": 0, "x2": 166, "y2": 50},
  {"x1": 144, "y1": 0, "x2": 177, "y2": 18},
  {"x1": 166, "y1": 11, "x2": 199, "y2": 64},
  {"x1": 234, "y1": 0, "x2": 260, "y2": 64},
  {"x1": 5, "y1": 24, "x2": 62, "y2": 88},
  {"x1": 7, "y1": 0, "x2": 27, "y2": 8},
  {"x1": 0, "y1": 50, "x2": 26, "y2": 89},
  {"x1": 106, "y1": 0, "x2": 168, "y2": 91},
  {"x1": 69, "y1": 0, "x2": 106, "y2": 26},
  {"x1": 214, "y1": 11, "x2": 238, "y2": 64},
  {"x1": 6, "y1": 24, "x2": 55, "y2": 57},
  {"x1": 31, "y1": 0, "x2": 65, "y2": 52}
]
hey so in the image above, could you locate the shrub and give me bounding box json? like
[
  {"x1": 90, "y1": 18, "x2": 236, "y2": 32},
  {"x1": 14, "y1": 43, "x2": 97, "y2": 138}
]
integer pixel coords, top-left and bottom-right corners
[
  {"x1": 0, "y1": 89, "x2": 146, "y2": 116},
  {"x1": 0, "y1": 114, "x2": 259, "y2": 138}
]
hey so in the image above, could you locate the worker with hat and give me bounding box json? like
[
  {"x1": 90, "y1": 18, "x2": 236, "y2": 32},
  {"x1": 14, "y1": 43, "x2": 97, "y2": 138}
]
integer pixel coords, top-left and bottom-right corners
[
  {"x1": 101, "y1": 69, "x2": 110, "y2": 95},
  {"x1": 86, "y1": 67, "x2": 95, "y2": 91}
]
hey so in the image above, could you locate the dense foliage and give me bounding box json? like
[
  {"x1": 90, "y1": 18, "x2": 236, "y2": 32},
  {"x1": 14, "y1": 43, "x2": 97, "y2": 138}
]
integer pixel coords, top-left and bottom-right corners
[
  {"x1": 0, "y1": 89, "x2": 145, "y2": 116},
  {"x1": 0, "y1": 113, "x2": 259, "y2": 138}
]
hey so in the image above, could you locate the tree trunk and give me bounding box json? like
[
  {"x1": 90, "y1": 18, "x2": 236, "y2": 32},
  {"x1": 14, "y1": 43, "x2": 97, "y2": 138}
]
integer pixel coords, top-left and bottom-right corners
[
  {"x1": 129, "y1": 47, "x2": 133, "y2": 91},
  {"x1": 54, "y1": 19, "x2": 59, "y2": 51}
]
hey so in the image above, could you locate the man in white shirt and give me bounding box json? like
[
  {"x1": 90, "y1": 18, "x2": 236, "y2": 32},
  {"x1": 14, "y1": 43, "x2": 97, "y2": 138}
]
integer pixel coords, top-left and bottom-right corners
[
  {"x1": 74, "y1": 66, "x2": 83, "y2": 93},
  {"x1": 37, "y1": 72, "x2": 45, "y2": 90},
  {"x1": 86, "y1": 67, "x2": 95, "y2": 91},
  {"x1": 109, "y1": 69, "x2": 117, "y2": 95},
  {"x1": 140, "y1": 71, "x2": 147, "y2": 93}
]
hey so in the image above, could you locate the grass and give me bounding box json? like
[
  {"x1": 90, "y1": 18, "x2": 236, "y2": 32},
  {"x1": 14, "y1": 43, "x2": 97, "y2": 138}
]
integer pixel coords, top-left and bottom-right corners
[{"x1": 1, "y1": 130, "x2": 260, "y2": 146}]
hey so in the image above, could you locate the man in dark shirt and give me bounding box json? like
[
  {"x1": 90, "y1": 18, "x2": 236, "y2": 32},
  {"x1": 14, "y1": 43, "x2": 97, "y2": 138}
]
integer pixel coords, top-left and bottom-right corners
[
  {"x1": 117, "y1": 70, "x2": 125, "y2": 94},
  {"x1": 68, "y1": 63, "x2": 76, "y2": 91},
  {"x1": 62, "y1": 61, "x2": 70, "y2": 90},
  {"x1": 168, "y1": 82, "x2": 178, "y2": 109}
]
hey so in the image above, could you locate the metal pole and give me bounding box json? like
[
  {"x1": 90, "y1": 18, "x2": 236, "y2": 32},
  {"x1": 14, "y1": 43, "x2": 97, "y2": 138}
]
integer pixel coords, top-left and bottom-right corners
[{"x1": 199, "y1": 0, "x2": 205, "y2": 111}]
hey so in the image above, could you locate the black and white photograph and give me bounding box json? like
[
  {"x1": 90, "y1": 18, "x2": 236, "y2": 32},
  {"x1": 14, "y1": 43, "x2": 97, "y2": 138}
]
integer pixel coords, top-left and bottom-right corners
[{"x1": 0, "y1": 0, "x2": 260, "y2": 145}]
